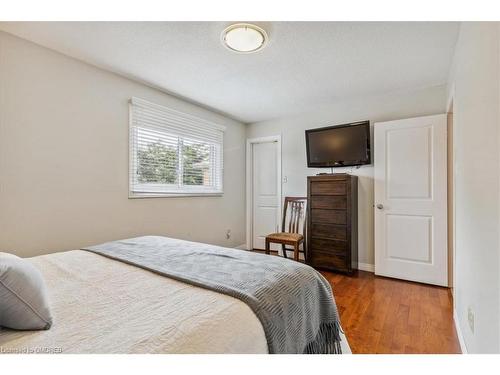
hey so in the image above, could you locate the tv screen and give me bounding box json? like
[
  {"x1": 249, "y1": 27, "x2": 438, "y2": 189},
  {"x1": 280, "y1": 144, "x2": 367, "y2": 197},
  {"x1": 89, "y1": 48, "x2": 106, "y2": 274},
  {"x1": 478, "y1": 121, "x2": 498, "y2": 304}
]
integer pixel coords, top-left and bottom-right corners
[{"x1": 305, "y1": 121, "x2": 371, "y2": 167}]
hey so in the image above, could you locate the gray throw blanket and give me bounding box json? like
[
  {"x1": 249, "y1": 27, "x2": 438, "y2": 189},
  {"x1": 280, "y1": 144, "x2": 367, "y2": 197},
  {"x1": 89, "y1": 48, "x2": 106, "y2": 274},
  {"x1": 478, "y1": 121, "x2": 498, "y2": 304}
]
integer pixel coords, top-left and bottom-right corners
[{"x1": 82, "y1": 236, "x2": 342, "y2": 354}]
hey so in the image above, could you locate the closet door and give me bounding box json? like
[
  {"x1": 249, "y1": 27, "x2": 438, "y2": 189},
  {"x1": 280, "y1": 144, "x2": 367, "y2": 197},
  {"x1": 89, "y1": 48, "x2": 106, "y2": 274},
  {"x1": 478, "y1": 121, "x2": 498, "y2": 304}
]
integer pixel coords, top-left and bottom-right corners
[{"x1": 251, "y1": 140, "x2": 280, "y2": 250}]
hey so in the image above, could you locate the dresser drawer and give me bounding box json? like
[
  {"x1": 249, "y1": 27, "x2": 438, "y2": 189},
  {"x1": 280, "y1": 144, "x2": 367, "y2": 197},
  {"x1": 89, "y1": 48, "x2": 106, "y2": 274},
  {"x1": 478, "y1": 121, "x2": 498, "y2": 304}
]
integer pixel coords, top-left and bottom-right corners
[
  {"x1": 310, "y1": 181, "x2": 346, "y2": 195},
  {"x1": 310, "y1": 209, "x2": 346, "y2": 225},
  {"x1": 310, "y1": 195, "x2": 347, "y2": 210},
  {"x1": 310, "y1": 223, "x2": 347, "y2": 240},
  {"x1": 310, "y1": 237, "x2": 347, "y2": 253},
  {"x1": 309, "y1": 251, "x2": 348, "y2": 272}
]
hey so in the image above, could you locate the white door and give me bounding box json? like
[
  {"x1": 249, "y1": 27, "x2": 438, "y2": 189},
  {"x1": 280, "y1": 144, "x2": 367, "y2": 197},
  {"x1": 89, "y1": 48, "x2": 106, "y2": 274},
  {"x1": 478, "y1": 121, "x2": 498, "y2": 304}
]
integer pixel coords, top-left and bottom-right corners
[
  {"x1": 252, "y1": 141, "x2": 280, "y2": 250},
  {"x1": 374, "y1": 114, "x2": 447, "y2": 286}
]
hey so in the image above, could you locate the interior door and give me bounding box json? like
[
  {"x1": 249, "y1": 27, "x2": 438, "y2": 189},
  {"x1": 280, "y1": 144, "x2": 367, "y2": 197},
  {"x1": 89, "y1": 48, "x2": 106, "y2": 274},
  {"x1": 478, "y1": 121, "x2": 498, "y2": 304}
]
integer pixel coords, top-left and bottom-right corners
[
  {"x1": 252, "y1": 141, "x2": 280, "y2": 250},
  {"x1": 374, "y1": 114, "x2": 447, "y2": 286}
]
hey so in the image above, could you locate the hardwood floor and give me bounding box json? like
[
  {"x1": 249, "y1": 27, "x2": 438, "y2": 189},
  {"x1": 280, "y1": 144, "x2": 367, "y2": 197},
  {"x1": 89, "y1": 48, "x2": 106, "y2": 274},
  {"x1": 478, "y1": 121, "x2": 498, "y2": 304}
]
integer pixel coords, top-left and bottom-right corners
[
  {"x1": 321, "y1": 270, "x2": 461, "y2": 354},
  {"x1": 253, "y1": 250, "x2": 461, "y2": 354}
]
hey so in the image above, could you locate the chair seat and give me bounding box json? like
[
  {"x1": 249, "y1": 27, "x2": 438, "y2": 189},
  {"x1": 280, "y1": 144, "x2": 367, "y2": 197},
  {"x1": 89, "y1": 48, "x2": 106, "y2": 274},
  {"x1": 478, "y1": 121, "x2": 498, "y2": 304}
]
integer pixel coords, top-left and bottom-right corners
[{"x1": 266, "y1": 232, "x2": 304, "y2": 242}]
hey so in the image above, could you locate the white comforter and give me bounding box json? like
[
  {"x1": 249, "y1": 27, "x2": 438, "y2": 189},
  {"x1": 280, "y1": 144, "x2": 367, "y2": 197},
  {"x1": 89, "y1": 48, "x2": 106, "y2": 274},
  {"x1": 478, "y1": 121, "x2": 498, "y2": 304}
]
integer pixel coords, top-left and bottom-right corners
[{"x1": 0, "y1": 250, "x2": 350, "y2": 354}]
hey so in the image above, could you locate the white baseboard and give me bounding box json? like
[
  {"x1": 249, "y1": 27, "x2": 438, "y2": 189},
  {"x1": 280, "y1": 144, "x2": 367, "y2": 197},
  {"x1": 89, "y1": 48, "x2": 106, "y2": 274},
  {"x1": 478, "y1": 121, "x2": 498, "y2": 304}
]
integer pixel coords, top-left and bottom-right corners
[
  {"x1": 358, "y1": 262, "x2": 374, "y2": 272},
  {"x1": 453, "y1": 309, "x2": 468, "y2": 354},
  {"x1": 235, "y1": 244, "x2": 248, "y2": 250}
]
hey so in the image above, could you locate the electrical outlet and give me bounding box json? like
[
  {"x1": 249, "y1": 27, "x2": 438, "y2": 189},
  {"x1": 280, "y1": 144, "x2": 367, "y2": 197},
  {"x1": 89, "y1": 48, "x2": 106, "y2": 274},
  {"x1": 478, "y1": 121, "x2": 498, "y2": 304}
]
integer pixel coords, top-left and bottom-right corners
[
  {"x1": 226, "y1": 229, "x2": 231, "y2": 240},
  {"x1": 467, "y1": 306, "x2": 475, "y2": 334},
  {"x1": 283, "y1": 176, "x2": 288, "y2": 183}
]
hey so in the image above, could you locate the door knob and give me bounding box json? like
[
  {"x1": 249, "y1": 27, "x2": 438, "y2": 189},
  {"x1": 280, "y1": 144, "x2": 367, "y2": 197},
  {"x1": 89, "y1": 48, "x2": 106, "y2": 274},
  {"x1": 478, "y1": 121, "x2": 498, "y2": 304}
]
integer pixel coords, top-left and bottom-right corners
[{"x1": 376, "y1": 204, "x2": 384, "y2": 210}]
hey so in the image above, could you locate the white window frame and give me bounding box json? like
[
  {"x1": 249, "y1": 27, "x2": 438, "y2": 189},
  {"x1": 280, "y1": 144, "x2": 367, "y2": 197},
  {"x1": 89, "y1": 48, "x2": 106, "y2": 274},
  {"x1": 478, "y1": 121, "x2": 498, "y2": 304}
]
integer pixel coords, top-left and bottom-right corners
[{"x1": 129, "y1": 98, "x2": 225, "y2": 198}]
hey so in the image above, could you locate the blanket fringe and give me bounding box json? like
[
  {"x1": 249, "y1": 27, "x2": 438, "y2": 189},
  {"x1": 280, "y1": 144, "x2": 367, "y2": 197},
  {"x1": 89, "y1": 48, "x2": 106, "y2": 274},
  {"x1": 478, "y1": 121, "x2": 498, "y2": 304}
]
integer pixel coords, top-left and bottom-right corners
[{"x1": 303, "y1": 321, "x2": 342, "y2": 354}]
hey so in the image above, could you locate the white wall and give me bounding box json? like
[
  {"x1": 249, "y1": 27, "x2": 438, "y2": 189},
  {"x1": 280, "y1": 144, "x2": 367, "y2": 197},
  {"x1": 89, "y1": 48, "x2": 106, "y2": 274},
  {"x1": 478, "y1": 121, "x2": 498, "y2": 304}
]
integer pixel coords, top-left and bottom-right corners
[
  {"x1": 246, "y1": 86, "x2": 447, "y2": 267},
  {"x1": 0, "y1": 31, "x2": 247, "y2": 257},
  {"x1": 447, "y1": 22, "x2": 500, "y2": 353}
]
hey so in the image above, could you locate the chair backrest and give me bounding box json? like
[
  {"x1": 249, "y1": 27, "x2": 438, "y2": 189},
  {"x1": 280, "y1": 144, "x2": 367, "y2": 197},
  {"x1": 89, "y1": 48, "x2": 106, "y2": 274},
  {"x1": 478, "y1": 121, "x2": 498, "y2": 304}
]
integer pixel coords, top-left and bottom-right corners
[{"x1": 282, "y1": 197, "x2": 307, "y2": 235}]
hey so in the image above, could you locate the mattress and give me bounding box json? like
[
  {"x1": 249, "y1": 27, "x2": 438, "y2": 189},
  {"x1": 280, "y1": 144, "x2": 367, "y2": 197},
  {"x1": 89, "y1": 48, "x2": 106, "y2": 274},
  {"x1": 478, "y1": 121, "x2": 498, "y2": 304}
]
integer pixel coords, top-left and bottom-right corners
[{"x1": 0, "y1": 249, "x2": 350, "y2": 354}]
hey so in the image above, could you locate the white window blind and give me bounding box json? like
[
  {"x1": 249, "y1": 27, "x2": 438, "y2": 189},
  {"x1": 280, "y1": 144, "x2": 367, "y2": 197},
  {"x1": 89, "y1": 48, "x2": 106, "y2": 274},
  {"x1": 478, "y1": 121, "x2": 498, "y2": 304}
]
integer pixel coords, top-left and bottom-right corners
[{"x1": 129, "y1": 97, "x2": 225, "y2": 196}]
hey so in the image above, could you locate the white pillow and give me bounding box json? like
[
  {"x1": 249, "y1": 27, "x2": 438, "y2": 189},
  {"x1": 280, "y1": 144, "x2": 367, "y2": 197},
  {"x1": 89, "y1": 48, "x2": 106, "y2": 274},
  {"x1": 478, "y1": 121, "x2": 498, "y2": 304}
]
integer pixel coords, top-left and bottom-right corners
[{"x1": 0, "y1": 252, "x2": 53, "y2": 330}]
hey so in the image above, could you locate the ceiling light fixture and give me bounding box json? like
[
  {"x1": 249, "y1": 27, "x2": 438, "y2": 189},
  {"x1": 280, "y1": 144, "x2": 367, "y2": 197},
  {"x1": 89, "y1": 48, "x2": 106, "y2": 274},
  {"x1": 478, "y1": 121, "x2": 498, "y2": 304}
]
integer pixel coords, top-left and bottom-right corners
[{"x1": 221, "y1": 23, "x2": 268, "y2": 53}]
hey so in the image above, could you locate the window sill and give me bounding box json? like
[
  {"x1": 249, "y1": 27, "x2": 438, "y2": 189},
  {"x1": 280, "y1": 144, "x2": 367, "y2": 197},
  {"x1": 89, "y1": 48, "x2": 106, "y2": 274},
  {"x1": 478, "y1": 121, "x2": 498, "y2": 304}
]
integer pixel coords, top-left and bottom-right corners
[{"x1": 129, "y1": 192, "x2": 223, "y2": 199}]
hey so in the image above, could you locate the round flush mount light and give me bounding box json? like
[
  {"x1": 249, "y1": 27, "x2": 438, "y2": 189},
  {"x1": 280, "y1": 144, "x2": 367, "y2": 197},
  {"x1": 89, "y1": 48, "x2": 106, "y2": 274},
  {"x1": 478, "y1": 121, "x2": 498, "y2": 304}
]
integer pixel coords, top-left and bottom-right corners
[{"x1": 221, "y1": 23, "x2": 268, "y2": 53}]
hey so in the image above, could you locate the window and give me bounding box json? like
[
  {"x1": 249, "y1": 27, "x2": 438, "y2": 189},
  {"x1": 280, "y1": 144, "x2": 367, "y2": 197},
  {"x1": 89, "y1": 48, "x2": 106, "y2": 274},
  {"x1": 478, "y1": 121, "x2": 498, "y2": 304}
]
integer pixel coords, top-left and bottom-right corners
[{"x1": 129, "y1": 97, "x2": 224, "y2": 197}]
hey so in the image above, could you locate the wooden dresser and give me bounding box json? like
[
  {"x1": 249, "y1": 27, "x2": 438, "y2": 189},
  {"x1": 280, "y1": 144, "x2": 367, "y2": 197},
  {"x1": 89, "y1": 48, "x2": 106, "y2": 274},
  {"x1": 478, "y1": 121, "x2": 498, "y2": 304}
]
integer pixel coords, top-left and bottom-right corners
[{"x1": 306, "y1": 174, "x2": 358, "y2": 273}]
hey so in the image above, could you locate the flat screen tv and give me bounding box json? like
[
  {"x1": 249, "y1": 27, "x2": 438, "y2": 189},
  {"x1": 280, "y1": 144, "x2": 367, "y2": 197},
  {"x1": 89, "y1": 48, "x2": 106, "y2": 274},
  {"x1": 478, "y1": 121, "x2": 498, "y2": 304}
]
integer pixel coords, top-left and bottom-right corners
[{"x1": 305, "y1": 121, "x2": 371, "y2": 168}]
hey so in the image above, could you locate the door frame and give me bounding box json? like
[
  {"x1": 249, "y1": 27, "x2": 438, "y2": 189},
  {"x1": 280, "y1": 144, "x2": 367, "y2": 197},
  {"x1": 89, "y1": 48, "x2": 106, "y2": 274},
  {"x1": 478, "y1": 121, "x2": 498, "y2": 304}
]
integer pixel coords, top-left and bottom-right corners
[
  {"x1": 245, "y1": 135, "x2": 282, "y2": 250},
  {"x1": 447, "y1": 86, "x2": 457, "y2": 293}
]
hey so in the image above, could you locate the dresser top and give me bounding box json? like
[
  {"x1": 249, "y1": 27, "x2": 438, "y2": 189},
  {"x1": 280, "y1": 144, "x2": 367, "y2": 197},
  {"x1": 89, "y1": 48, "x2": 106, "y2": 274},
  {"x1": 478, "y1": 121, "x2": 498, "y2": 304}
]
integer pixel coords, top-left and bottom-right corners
[{"x1": 307, "y1": 173, "x2": 357, "y2": 181}]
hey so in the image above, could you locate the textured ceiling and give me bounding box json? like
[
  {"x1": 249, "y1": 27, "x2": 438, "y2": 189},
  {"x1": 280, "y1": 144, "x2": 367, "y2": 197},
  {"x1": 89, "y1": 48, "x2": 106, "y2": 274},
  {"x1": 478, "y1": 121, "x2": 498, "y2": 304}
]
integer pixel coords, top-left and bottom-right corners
[{"x1": 0, "y1": 22, "x2": 459, "y2": 123}]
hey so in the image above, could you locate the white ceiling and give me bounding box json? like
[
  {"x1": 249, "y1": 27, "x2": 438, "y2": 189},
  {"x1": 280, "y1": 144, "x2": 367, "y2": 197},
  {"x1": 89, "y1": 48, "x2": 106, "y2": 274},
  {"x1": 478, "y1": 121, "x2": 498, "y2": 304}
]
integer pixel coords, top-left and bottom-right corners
[{"x1": 0, "y1": 22, "x2": 459, "y2": 123}]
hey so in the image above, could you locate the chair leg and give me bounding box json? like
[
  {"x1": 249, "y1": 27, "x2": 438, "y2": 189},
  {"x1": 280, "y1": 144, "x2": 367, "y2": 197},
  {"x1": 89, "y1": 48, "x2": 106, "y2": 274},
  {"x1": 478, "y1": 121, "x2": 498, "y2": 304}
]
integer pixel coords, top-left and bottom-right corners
[
  {"x1": 294, "y1": 242, "x2": 299, "y2": 262},
  {"x1": 265, "y1": 238, "x2": 270, "y2": 255},
  {"x1": 281, "y1": 244, "x2": 287, "y2": 258}
]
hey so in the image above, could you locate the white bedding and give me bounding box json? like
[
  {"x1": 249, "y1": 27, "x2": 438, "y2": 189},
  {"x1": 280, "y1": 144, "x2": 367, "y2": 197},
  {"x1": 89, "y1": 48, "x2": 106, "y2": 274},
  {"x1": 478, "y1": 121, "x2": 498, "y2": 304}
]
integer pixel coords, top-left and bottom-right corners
[{"x1": 0, "y1": 250, "x2": 350, "y2": 354}]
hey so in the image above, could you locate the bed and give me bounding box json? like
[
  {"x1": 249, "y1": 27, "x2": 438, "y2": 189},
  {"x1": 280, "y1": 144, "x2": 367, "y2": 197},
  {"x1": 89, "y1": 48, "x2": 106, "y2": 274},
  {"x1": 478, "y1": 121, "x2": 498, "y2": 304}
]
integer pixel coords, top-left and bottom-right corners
[{"x1": 0, "y1": 237, "x2": 350, "y2": 354}]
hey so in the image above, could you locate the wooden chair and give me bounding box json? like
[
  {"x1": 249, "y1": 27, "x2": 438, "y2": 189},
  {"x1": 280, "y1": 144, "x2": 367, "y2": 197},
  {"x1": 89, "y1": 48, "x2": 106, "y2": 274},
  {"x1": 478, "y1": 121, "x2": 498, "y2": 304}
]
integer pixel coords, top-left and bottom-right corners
[{"x1": 265, "y1": 197, "x2": 307, "y2": 261}]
